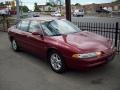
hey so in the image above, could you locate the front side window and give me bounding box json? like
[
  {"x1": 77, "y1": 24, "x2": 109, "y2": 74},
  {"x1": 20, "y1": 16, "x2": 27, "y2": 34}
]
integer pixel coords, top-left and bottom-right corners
[
  {"x1": 29, "y1": 21, "x2": 40, "y2": 33},
  {"x1": 41, "y1": 20, "x2": 81, "y2": 36},
  {"x1": 20, "y1": 21, "x2": 29, "y2": 32}
]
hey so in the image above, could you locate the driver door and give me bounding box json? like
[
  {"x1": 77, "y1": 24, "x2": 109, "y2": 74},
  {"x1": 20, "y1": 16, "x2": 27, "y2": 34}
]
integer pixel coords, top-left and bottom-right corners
[{"x1": 27, "y1": 21, "x2": 46, "y2": 58}]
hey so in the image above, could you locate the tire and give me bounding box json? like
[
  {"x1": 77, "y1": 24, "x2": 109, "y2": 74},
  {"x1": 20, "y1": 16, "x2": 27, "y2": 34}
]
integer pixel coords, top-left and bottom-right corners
[
  {"x1": 48, "y1": 50, "x2": 66, "y2": 73},
  {"x1": 11, "y1": 39, "x2": 19, "y2": 51}
]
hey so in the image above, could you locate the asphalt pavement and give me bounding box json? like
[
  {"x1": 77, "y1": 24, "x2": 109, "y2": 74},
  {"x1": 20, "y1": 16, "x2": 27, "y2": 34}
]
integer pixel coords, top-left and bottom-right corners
[{"x1": 0, "y1": 32, "x2": 120, "y2": 90}]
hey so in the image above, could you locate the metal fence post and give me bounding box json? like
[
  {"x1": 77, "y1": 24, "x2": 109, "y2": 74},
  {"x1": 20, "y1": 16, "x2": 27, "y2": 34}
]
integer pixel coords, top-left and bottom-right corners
[{"x1": 115, "y1": 22, "x2": 118, "y2": 47}]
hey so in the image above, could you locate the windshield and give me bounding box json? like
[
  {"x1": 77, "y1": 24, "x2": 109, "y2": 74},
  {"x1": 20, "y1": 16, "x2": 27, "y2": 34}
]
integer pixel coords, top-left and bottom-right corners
[{"x1": 41, "y1": 20, "x2": 81, "y2": 36}]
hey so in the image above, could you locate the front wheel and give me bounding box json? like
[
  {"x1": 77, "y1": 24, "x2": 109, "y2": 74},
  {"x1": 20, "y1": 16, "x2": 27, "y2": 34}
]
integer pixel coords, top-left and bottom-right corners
[
  {"x1": 11, "y1": 39, "x2": 19, "y2": 51},
  {"x1": 48, "y1": 51, "x2": 66, "y2": 73}
]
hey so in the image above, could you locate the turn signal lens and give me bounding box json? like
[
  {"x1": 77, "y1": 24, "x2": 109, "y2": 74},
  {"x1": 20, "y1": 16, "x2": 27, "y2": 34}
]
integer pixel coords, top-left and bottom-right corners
[
  {"x1": 72, "y1": 54, "x2": 80, "y2": 58},
  {"x1": 96, "y1": 52, "x2": 102, "y2": 56},
  {"x1": 72, "y1": 51, "x2": 102, "y2": 59}
]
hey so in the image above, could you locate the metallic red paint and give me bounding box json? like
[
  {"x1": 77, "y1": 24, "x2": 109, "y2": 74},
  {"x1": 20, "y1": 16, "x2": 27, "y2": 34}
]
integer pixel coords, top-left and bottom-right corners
[{"x1": 8, "y1": 20, "x2": 116, "y2": 70}]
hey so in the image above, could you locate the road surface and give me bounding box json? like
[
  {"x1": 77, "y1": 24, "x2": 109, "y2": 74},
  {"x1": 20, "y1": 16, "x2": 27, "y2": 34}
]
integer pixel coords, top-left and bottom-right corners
[{"x1": 0, "y1": 32, "x2": 120, "y2": 90}]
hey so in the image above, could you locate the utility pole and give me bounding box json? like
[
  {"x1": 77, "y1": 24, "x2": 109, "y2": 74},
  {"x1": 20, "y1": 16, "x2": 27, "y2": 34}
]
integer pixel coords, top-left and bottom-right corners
[
  {"x1": 20, "y1": 0, "x2": 23, "y2": 17},
  {"x1": 65, "y1": 0, "x2": 71, "y2": 21},
  {"x1": 16, "y1": 0, "x2": 20, "y2": 21},
  {"x1": 58, "y1": 0, "x2": 62, "y2": 13}
]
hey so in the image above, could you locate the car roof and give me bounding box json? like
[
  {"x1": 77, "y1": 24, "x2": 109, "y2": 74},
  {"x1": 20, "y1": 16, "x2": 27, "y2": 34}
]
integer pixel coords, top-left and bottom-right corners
[{"x1": 23, "y1": 17, "x2": 64, "y2": 22}]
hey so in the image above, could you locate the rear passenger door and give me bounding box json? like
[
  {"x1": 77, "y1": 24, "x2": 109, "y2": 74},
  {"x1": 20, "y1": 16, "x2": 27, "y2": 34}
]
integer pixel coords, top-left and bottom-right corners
[{"x1": 15, "y1": 20, "x2": 30, "y2": 49}]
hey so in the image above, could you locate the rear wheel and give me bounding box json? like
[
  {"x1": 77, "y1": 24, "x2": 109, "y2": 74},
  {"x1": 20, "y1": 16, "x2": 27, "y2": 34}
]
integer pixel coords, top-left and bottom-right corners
[
  {"x1": 11, "y1": 39, "x2": 19, "y2": 51},
  {"x1": 48, "y1": 51, "x2": 66, "y2": 73}
]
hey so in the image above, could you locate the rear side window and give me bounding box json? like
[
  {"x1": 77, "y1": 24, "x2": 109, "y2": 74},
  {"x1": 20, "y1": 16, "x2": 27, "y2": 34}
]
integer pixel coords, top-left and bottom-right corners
[{"x1": 18, "y1": 21, "x2": 29, "y2": 32}]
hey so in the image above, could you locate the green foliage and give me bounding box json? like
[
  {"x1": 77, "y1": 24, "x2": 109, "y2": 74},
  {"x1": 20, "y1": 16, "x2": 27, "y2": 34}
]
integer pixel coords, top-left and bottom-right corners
[
  {"x1": 46, "y1": 2, "x2": 52, "y2": 6},
  {"x1": 75, "y1": 3, "x2": 81, "y2": 6},
  {"x1": 0, "y1": 2, "x2": 4, "y2": 6},
  {"x1": 20, "y1": 6, "x2": 29, "y2": 12},
  {"x1": 112, "y1": 0, "x2": 120, "y2": 3},
  {"x1": 46, "y1": 2, "x2": 57, "y2": 7},
  {"x1": 34, "y1": 3, "x2": 41, "y2": 12}
]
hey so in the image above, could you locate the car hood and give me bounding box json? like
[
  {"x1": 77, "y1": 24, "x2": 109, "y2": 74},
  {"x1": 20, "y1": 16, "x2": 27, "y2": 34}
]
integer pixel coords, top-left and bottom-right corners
[{"x1": 52, "y1": 31, "x2": 112, "y2": 52}]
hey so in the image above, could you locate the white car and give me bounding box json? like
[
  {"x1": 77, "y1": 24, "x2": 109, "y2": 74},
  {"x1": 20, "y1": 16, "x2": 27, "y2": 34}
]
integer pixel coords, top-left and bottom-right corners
[
  {"x1": 0, "y1": 9, "x2": 8, "y2": 15},
  {"x1": 51, "y1": 12, "x2": 61, "y2": 17},
  {"x1": 73, "y1": 9, "x2": 84, "y2": 17}
]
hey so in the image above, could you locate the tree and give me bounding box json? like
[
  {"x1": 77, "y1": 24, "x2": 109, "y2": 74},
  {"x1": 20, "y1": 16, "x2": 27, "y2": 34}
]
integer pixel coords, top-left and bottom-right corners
[
  {"x1": 112, "y1": 0, "x2": 120, "y2": 3},
  {"x1": 46, "y1": 2, "x2": 57, "y2": 7},
  {"x1": 46, "y1": 2, "x2": 53, "y2": 6},
  {"x1": 0, "y1": 2, "x2": 4, "y2": 6},
  {"x1": 75, "y1": 3, "x2": 81, "y2": 6},
  {"x1": 34, "y1": 3, "x2": 41, "y2": 12},
  {"x1": 20, "y1": 6, "x2": 29, "y2": 12}
]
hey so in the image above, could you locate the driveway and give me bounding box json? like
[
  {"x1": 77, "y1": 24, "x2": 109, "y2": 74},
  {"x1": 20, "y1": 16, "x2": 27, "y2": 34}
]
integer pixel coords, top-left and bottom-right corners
[{"x1": 0, "y1": 32, "x2": 120, "y2": 90}]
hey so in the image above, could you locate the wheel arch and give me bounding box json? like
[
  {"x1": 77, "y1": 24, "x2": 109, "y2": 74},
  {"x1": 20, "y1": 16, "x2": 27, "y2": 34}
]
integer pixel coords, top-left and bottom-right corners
[
  {"x1": 47, "y1": 47, "x2": 67, "y2": 73},
  {"x1": 46, "y1": 47, "x2": 64, "y2": 60},
  {"x1": 9, "y1": 36, "x2": 14, "y2": 42},
  {"x1": 47, "y1": 48, "x2": 58, "y2": 56}
]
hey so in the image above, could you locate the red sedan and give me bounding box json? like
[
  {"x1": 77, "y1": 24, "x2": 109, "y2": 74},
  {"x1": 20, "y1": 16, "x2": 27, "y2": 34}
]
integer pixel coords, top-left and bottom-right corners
[{"x1": 8, "y1": 17, "x2": 116, "y2": 73}]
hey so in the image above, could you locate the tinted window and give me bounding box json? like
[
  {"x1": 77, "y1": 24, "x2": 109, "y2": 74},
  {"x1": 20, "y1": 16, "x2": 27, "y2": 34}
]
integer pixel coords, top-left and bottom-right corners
[
  {"x1": 29, "y1": 21, "x2": 40, "y2": 33},
  {"x1": 20, "y1": 21, "x2": 29, "y2": 32}
]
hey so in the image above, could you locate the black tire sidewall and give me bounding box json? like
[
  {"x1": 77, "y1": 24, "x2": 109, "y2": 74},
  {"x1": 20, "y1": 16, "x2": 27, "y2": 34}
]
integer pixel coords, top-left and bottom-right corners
[
  {"x1": 48, "y1": 51, "x2": 66, "y2": 73},
  {"x1": 11, "y1": 39, "x2": 19, "y2": 51}
]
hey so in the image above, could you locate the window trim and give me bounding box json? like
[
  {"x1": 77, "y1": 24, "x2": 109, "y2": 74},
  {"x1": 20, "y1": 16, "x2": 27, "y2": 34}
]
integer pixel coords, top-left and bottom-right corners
[{"x1": 28, "y1": 20, "x2": 45, "y2": 36}]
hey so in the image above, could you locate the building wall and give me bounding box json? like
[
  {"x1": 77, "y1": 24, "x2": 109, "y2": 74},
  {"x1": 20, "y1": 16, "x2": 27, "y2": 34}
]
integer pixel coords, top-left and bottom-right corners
[
  {"x1": 37, "y1": 2, "x2": 120, "y2": 15},
  {"x1": 82, "y1": 3, "x2": 120, "y2": 14}
]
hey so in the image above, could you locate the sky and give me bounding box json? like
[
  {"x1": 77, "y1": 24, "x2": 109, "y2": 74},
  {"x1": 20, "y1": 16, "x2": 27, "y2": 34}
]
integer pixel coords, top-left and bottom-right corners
[{"x1": 0, "y1": 0, "x2": 113, "y2": 10}]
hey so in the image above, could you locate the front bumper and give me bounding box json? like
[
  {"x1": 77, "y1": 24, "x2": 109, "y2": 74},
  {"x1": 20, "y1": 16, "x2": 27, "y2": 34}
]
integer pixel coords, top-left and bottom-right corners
[{"x1": 65, "y1": 48, "x2": 116, "y2": 70}]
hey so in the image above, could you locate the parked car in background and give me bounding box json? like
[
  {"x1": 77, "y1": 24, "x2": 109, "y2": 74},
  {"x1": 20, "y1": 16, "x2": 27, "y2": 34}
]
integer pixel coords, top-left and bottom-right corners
[
  {"x1": 96, "y1": 9, "x2": 111, "y2": 13},
  {"x1": 8, "y1": 17, "x2": 116, "y2": 73},
  {"x1": 51, "y1": 12, "x2": 61, "y2": 17},
  {"x1": 96, "y1": 7, "x2": 111, "y2": 14},
  {"x1": 73, "y1": 9, "x2": 84, "y2": 17},
  {"x1": 33, "y1": 12, "x2": 40, "y2": 17}
]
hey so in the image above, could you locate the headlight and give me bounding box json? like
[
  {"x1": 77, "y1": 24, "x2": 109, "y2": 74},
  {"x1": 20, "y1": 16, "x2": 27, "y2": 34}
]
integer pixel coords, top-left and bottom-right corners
[{"x1": 72, "y1": 52, "x2": 102, "y2": 59}]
